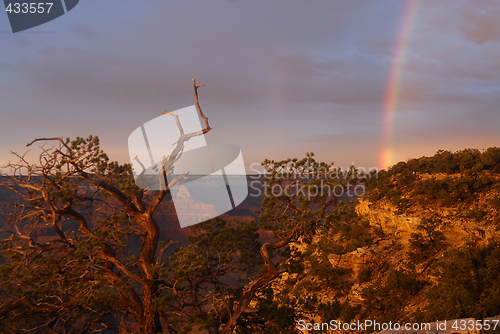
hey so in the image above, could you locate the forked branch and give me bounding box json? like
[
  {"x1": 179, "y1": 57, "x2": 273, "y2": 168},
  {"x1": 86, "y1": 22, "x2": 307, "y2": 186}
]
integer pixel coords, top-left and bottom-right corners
[{"x1": 193, "y1": 78, "x2": 210, "y2": 131}]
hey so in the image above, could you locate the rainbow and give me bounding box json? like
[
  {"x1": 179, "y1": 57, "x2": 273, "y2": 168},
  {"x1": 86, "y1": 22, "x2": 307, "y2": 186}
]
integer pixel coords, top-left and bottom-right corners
[{"x1": 380, "y1": 0, "x2": 421, "y2": 169}]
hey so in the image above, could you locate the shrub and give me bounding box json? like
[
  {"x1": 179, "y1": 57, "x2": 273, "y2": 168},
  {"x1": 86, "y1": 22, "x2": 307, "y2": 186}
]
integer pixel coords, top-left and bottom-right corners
[{"x1": 408, "y1": 216, "x2": 445, "y2": 263}]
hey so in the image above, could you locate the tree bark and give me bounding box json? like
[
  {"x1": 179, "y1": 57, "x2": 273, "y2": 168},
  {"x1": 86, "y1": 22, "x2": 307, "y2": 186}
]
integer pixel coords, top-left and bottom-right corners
[{"x1": 220, "y1": 238, "x2": 289, "y2": 334}]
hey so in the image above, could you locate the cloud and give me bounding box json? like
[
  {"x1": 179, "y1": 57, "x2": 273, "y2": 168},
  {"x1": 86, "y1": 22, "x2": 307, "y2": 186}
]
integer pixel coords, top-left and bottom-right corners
[
  {"x1": 460, "y1": 10, "x2": 500, "y2": 45},
  {"x1": 68, "y1": 23, "x2": 97, "y2": 39},
  {"x1": 0, "y1": 0, "x2": 499, "y2": 171}
]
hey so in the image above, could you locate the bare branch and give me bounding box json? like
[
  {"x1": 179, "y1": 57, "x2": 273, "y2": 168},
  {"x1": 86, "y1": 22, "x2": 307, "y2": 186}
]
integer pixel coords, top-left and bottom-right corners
[
  {"x1": 26, "y1": 137, "x2": 67, "y2": 148},
  {"x1": 193, "y1": 78, "x2": 210, "y2": 130},
  {"x1": 221, "y1": 238, "x2": 289, "y2": 334},
  {"x1": 156, "y1": 240, "x2": 179, "y2": 267}
]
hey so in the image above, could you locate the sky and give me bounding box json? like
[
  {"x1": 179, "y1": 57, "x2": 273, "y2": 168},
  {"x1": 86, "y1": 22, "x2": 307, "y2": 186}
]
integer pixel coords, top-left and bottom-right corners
[{"x1": 1, "y1": 0, "x2": 499, "y2": 174}]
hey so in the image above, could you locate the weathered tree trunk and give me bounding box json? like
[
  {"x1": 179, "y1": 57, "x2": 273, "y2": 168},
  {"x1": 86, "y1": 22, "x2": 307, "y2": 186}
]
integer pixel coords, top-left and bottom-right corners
[{"x1": 140, "y1": 309, "x2": 162, "y2": 334}]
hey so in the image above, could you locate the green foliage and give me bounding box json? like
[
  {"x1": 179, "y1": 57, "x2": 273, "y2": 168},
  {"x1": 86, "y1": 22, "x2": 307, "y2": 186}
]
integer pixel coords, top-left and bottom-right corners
[
  {"x1": 361, "y1": 269, "x2": 423, "y2": 323},
  {"x1": 357, "y1": 265, "x2": 372, "y2": 283},
  {"x1": 418, "y1": 239, "x2": 500, "y2": 321},
  {"x1": 488, "y1": 196, "x2": 500, "y2": 211},
  {"x1": 186, "y1": 218, "x2": 262, "y2": 276},
  {"x1": 160, "y1": 218, "x2": 262, "y2": 331},
  {"x1": 253, "y1": 153, "x2": 378, "y2": 331},
  {"x1": 251, "y1": 287, "x2": 296, "y2": 334},
  {"x1": 391, "y1": 193, "x2": 410, "y2": 214},
  {"x1": 482, "y1": 147, "x2": 500, "y2": 173},
  {"x1": 368, "y1": 147, "x2": 499, "y2": 210},
  {"x1": 408, "y1": 216, "x2": 446, "y2": 263},
  {"x1": 317, "y1": 299, "x2": 360, "y2": 326},
  {"x1": 321, "y1": 204, "x2": 374, "y2": 255},
  {"x1": 466, "y1": 204, "x2": 487, "y2": 222},
  {"x1": 280, "y1": 204, "x2": 374, "y2": 303}
]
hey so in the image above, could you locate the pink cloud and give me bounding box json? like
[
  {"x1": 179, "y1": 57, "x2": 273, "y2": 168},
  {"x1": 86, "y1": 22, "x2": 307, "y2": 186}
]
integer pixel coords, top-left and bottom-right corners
[{"x1": 460, "y1": 11, "x2": 500, "y2": 45}]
